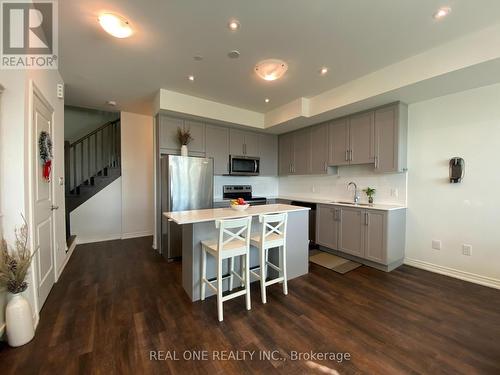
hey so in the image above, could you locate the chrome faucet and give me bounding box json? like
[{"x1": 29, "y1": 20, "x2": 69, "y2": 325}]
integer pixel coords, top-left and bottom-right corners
[{"x1": 348, "y1": 182, "x2": 360, "y2": 203}]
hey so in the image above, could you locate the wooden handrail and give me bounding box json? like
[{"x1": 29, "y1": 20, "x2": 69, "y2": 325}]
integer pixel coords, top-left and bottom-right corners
[{"x1": 70, "y1": 118, "x2": 120, "y2": 147}]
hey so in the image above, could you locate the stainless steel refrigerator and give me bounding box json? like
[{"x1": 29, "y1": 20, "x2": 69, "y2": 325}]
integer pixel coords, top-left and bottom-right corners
[{"x1": 159, "y1": 155, "x2": 214, "y2": 260}]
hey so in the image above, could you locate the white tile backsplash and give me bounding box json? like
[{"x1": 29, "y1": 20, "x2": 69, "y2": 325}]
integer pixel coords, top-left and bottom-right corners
[
  {"x1": 278, "y1": 165, "x2": 407, "y2": 205},
  {"x1": 214, "y1": 176, "x2": 279, "y2": 199},
  {"x1": 214, "y1": 165, "x2": 407, "y2": 206}
]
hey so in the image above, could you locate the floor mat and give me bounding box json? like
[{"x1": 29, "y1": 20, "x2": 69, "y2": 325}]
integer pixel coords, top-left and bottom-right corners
[{"x1": 309, "y1": 251, "x2": 362, "y2": 274}]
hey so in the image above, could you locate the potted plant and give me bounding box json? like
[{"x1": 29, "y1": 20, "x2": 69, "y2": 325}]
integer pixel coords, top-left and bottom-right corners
[
  {"x1": 363, "y1": 187, "x2": 376, "y2": 204},
  {"x1": 177, "y1": 127, "x2": 193, "y2": 156},
  {"x1": 0, "y1": 222, "x2": 36, "y2": 347}
]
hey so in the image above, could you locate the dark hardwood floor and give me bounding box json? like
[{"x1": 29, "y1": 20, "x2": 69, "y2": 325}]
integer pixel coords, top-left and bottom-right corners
[{"x1": 1, "y1": 236, "x2": 500, "y2": 374}]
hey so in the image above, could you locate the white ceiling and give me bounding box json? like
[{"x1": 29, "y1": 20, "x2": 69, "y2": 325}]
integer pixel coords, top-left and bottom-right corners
[{"x1": 60, "y1": 0, "x2": 500, "y2": 114}]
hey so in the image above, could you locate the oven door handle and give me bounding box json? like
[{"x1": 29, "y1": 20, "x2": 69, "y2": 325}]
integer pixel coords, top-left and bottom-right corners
[{"x1": 254, "y1": 159, "x2": 258, "y2": 173}]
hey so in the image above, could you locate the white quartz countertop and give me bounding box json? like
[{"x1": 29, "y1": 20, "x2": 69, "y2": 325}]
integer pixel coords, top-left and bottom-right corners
[
  {"x1": 164, "y1": 204, "x2": 310, "y2": 225},
  {"x1": 273, "y1": 195, "x2": 406, "y2": 211}
]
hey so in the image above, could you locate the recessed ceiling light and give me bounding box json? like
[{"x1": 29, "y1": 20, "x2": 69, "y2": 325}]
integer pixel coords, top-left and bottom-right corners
[
  {"x1": 320, "y1": 67, "x2": 328, "y2": 75},
  {"x1": 228, "y1": 19, "x2": 240, "y2": 31},
  {"x1": 188, "y1": 75, "x2": 195, "y2": 81},
  {"x1": 255, "y1": 59, "x2": 288, "y2": 81},
  {"x1": 98, "y1": 13, "x2": 133, "y2": 38},
  {"x1": 106, "y1": 100, "x2": 117, "y2": 106},
  {"x1": 433, "y1": 6, "x2": 451, "y2": 19},
  {"x1": 227, "y1": 50, "x2": 240, "y2": 59},
  {"x1": 265, "y1": 98, "x2": 270, "y2": 103}
]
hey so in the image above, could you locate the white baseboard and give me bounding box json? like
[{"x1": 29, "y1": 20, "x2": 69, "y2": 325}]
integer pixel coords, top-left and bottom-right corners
[
  {"x1": 57, "y1": 236, "x2": 77, "y2": 280},
  {"x1": 404, "y1": 258, "x2": 500, "y2": 290},
  {"x1": 75, "y1": 234, "x2": 122, "y2": 245},
  {"x1": 121, "y1": 230, "x2": 153, "y2": 240}
]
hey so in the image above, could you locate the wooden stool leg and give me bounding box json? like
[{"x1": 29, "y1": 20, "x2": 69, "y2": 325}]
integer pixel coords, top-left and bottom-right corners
[
  {"x1": 282, "y1": 245, "x2": 288, "y2": 295},
  {"x1": 260, "y1": 246, "x2": 267, "y2": 304},
  {"x1": 217, "y1": 257, "x2": 223, "y2": 322},
  {"x1": 201, "y1": 248, "x2": 207, "y2": 301},
  {"x1": 228, "y1": 257, "x2": 234, "y2": 291}
]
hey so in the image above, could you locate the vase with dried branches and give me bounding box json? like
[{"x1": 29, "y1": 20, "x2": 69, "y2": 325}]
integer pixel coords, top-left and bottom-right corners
[
  {"x1": 1, "y1": 221, "x2": 36, "y2": 347},
  {"x1": 177, "y1": 127, "x2": 193, "y2": 156}
]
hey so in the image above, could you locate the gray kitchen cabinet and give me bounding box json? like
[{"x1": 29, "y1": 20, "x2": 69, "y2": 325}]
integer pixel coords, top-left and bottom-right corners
[
  {"x1": 183, "y1": 120, "x2": 205, "y2": 154},
  {"x1": 205, "y1": 125, "x2": 229, "y2": 175},
  {"x1": 229, "y1": 129, "x2": 246, "y2": 156},
  {"x1": 316, "y1": 204, "x2": 339, "y2": 249},
  {"x1": 245, "y1": 132, "x2": 260, "y2": 157},
  {"x1": 316, "y1": 204, "x2": 406, "y2": 271},
  {"x1": 229, "y1": 129, "x2": 260, "y2": 157},
  {"x1": 259, "y1": 133, "x2": 278, "y2": 176},
  {"x1": 159, "y1": 116, "x2": 183, "y2": 150},
  {"x1": 328, "y1": 118, "x2": 349, "y2": 166},
  {"x1": 310, "y1": 123, "x2": 329, "y2": 174},
  {"x1": 292, "y1": 128, "x2": 311, "y2": 175},
  {"x1": 339, "y1": 207, "x2": 365, "y2": 258},
  {"x1": 374, "y1": 103, "x2": 408, "y2": 173},
  {"x1": 349, "y1": 111, "x2": 374, "y2": 165},
  {"x1": 279, "y1": 133, "x2": 294, "y2": 175},
  {"x1": 159, "y1": 115, "x2": 206, "y2": 155},
  {"x1": 364, "y1": 210, "x2": 386, "y2": 264}
]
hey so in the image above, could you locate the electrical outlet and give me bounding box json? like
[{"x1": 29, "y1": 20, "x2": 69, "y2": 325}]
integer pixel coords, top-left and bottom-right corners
[
  {"x1": 432, "y1": 240, "x2": 441, "y2": 250},
  {"x1": 56, "y1": 83, "x2": 64, "y2": 99},
  {"x1": 462, "y1": 244, "x2": 472, "y2": 256}
]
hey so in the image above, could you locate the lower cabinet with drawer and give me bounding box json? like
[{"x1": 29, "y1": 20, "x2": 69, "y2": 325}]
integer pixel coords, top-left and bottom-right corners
[{"x1": 316, "y1": 204, "x2": 406, "y2": 271}]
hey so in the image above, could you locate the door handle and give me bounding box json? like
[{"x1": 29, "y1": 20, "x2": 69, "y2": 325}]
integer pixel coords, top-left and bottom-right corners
[{"x1": 51, "y1": 205, "x2": 59, "y2": 211}]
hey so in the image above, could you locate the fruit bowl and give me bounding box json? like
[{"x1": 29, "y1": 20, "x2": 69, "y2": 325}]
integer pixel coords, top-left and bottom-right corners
[{"x1": 231, "y1": 203, "x2": 250, "y2": 211}]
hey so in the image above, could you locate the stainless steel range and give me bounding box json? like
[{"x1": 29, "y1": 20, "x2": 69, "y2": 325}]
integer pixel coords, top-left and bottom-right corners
[{"x1": 223, "y1": 185, "x2": 267, "y2": 206}]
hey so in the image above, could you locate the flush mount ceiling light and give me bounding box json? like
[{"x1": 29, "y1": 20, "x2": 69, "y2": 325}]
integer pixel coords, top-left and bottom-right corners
[
  {"x1": 106, "y1": 100, "x2": 117, "y2": 106},
  {"x1": 188, "y1": 75, "x2": 195, "y2": 81},
  {"x1": 433, "y1": 6, "x2": 451, "y2": 19},
  {"x1": 227, "y1": 50, "x2": 240, "y2": 59},
  {"x1": 228, "y1": 19, "x2": 240, "y2": 31},
  {"x1": 255, "y1": 59, "x2": 288, "y2": 81},
  {"x1": 98, "y1": 13, "x2": 133, "y2": 38},
  {"x1": 319, "y1": 67, "x2": 329, "y2": 75}
]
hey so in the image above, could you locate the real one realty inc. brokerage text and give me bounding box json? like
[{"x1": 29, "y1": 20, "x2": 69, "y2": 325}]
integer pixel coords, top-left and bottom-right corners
[{"x1": 150, "y1": 350, "x2": 351, "y2": 363}]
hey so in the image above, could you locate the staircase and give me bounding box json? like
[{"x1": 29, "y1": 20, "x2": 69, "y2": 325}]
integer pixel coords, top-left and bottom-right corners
[{"x1": 65, "y1": 119, "x2": 121, "y2": 239}]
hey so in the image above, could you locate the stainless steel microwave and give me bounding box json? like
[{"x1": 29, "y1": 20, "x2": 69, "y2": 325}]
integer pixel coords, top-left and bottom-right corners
[{"x1": 228, "y1": 155, "x2": 260, "y2": 176}]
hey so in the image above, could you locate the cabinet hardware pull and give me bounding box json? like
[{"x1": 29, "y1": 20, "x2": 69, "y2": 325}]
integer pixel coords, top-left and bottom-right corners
[
  {"x1": 364, "y1": 212, "x2": 369, "y2": 225},
  {"x1": 350, "y1": 149, "x2": 353, "y2": 161},
  {"x1": 324, "y1": 161, "x2": 327, "y2": 171},
  {"x1": 345, "y1": 150, "x2": 349, "y2": 161},
  {"x1": 374, "y1": 156, "x2": 378, "y2": 169}
]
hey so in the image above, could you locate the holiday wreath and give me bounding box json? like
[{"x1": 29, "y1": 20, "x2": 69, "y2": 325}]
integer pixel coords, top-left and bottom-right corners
[{"x1": 38, "y1": 131, "x2": 53, "y2": 181}]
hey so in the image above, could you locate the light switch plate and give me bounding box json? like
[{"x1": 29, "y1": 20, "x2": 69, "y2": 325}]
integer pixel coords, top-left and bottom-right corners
[
  {"x1": 462, "y1": 244, "x2": 472, "y2": 256},
  {"x1": 432, "y1": 240, "x2": 441, "y2": 250}
]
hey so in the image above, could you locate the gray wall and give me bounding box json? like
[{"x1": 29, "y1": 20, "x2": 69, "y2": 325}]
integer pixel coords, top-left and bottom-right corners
[{"x1": 65, "y1": 105, "x2": 118, "y2": 143}]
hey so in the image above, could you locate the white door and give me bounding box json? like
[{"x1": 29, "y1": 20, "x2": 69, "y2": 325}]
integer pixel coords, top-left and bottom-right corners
[{"x1": 32, "y1": 91, "x2": 56, "y2": 308}]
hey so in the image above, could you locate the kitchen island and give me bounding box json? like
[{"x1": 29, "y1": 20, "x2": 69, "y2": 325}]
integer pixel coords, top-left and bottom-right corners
[{"x1": 164, "y1": 204, "x2": 310, "y2": 301}]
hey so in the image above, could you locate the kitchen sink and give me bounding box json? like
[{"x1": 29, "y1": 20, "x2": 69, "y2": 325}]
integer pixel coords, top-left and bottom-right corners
[{"x1": 330, "y1": 201, "x2": 373, "y2": 207}]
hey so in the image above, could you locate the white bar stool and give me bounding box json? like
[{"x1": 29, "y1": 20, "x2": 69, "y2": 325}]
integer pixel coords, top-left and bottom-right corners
[
  {"x1": 250, "y1": 213, "x2": 288, "y2": 304},
  {"x1": 200, "y1": 216, "x2": 252, "y2": 322}
]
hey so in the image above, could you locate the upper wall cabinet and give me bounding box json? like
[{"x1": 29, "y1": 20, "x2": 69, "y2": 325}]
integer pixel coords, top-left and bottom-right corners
[
  {"x1": 205, "y1": 125, "x2": 229, "y2": 175},
  {"x1": 229, "y1": 129, "x2": 260, "y2": 157},
  {"x1": 349, "y1": 111, "x2": 374, "y2": 165},
  {"x1": 328, "y1": 112, "x2": 374, "y2": 166},
  {"x1": 159, "y1": 115, "x2": 206, "y2": 156},
  {"x1": 328, "y1": 118, "x2": 350, "y2": 166},
  {"x1": 310, "y1": 123, "x2": 329, "y2": 174},
  {"x1": 259, "y1": 133, "x2": 278, "y2": 176},
  {"x1": 279, "y1": 133, "x2": 294, "y2": 175},
  {"x1": 374, "y1": 103, "x2": 408, "y2": 173},
  {"x1": 293, "y1": 128, "x2": 312, "y2": 175}
]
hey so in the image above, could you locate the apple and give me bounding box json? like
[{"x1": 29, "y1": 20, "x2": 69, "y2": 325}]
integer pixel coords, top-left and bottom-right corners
[{"x1": 237, "y1": 198, "x2": 246, "y2": 205}]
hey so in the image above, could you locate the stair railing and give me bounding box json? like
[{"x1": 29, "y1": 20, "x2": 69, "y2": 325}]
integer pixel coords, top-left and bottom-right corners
[{"x1": 65, "y1": 118, "x2": 120, "y2": 194}]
